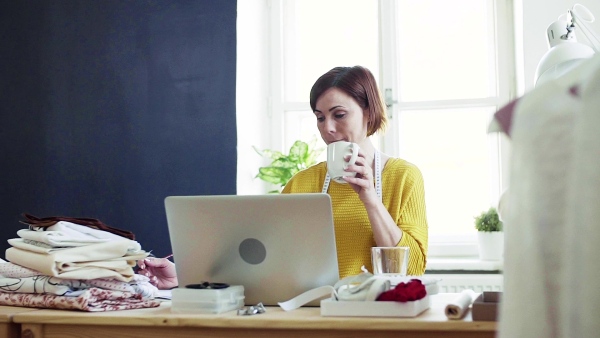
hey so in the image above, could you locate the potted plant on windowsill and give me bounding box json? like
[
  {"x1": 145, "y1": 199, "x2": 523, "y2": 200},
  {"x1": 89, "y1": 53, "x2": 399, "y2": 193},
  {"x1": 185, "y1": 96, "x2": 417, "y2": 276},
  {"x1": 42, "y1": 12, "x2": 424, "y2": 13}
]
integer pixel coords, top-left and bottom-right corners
[
  {"x1": 474, "y1": 207, "x2": 504, "y2": 261},
  {"x1": 253, "y1": 137, "x2": 324, "y2": 193}
]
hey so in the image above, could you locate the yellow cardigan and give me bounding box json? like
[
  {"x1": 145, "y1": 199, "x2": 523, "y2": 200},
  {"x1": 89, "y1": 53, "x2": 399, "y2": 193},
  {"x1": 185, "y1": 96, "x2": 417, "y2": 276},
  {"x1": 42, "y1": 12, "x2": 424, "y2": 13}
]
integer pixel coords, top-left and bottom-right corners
[{"x1": 282, "y1": 159, "x2": 428, "y2": 278}]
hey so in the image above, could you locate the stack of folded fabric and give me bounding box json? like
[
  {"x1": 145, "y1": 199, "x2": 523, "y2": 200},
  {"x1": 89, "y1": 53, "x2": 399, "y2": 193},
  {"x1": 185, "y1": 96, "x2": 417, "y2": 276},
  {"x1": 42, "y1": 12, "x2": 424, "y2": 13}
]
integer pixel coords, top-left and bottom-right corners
[{"x1": 0, "y1": 214, "x2": 160, "y2": 311}]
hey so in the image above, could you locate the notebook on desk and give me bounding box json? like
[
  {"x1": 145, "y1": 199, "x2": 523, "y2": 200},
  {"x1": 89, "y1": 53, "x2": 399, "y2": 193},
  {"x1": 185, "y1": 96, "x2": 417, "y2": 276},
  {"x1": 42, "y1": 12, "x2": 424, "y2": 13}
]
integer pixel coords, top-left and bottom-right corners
[{"x1": 164, "y1": 193, "x2": 339, "y2": 306}]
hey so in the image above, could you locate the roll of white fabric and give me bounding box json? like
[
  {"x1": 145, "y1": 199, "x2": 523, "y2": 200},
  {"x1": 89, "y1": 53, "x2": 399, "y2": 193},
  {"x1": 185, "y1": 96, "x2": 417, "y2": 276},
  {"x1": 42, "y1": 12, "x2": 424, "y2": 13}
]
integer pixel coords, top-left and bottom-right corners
[{"x1": 445, "y1": 289, "x2": 477, "y2": 320}]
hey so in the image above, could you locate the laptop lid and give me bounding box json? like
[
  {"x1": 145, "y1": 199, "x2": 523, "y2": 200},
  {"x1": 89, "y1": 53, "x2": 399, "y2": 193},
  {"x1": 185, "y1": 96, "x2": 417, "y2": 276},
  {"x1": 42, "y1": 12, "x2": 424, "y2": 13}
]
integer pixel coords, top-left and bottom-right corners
[{"x1": 164, "y1": 193, "x2": 339, "y2": 306}]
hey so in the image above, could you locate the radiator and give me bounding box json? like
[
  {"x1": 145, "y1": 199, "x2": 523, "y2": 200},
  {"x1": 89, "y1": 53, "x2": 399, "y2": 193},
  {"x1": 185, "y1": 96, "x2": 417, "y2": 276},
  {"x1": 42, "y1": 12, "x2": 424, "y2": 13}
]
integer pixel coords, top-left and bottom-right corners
[{"x1": 425, "y1": 274, "x2": 504, "y2": 293}]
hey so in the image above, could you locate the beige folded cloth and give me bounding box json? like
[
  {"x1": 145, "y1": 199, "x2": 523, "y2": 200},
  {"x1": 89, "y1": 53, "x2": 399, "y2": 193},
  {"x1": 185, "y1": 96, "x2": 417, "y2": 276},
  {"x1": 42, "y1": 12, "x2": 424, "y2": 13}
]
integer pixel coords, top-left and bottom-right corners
[
  {"x1": 445, "y1": 289, "x2": 477, "y2": 319},
  {"x1": 5, "y1": 240, "x2": 148, "y2": 282}
]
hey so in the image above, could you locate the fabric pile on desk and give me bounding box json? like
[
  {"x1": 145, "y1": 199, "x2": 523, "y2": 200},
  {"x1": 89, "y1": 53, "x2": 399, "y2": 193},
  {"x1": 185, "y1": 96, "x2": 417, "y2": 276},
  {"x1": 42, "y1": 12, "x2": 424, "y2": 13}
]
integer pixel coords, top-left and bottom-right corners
[{"x1": 0, "y1": 214, "x2": 161, "y2": 311}]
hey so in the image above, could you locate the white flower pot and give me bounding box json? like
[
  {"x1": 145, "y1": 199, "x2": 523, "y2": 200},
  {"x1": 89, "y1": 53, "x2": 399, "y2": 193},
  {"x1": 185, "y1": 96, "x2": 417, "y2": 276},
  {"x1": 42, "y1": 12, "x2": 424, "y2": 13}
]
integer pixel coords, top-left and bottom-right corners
[{"x1": 477, "y1": 231, "x2": 504, "y2": 261}]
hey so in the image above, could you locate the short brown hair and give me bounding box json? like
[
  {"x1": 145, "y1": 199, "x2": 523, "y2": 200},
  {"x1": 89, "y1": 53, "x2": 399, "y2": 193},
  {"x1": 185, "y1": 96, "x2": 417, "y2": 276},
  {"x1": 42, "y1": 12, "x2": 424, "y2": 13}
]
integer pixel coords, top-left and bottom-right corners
[{"x1": 309, "y1": 66, "x2": 387, "y2": 136}]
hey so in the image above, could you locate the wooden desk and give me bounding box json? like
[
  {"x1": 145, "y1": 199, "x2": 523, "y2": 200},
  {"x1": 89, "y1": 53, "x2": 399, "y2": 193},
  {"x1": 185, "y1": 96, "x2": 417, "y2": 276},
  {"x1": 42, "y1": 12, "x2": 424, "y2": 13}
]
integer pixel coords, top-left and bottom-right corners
[
  {"x1": 0, "y1": 306, "x2": 39, "y2": 338},
  {"x1": 14, "y1": 294, "x2": 496, "y2": 338}
]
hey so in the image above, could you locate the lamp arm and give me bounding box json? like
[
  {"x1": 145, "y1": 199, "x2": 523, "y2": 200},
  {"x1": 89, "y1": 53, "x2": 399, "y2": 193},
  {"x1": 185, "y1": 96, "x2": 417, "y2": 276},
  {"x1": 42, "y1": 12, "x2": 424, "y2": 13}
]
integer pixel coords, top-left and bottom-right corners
[{"x1": 571, "y1": 4, "x2": 600, "y2": 52}]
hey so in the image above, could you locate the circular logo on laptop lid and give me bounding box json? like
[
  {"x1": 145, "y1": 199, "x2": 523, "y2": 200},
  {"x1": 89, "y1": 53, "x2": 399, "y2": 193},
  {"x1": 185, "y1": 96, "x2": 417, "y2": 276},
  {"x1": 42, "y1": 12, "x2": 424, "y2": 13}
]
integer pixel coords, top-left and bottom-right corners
[{"x1": 239, "y1": 238, "x2": 266, "y2": 265}]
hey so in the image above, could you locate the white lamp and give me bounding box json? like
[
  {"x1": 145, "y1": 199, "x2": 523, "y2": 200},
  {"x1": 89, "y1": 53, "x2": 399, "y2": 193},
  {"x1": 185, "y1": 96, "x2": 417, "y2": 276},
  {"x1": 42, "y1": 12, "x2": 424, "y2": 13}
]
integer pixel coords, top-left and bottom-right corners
[
  {"x1": 534, "y1": 4, "x2": 599, "y2": 87},
  {"x1": 488, "y1": 4, "x2": 599, "y2": 134}
]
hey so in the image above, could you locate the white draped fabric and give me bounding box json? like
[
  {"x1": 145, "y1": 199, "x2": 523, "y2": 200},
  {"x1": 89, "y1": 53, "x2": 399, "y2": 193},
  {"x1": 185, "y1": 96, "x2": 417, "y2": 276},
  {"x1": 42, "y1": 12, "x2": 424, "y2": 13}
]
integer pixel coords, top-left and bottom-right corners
[{"x1": 497, "y1": 54, "x2": 600, "y2": 338}]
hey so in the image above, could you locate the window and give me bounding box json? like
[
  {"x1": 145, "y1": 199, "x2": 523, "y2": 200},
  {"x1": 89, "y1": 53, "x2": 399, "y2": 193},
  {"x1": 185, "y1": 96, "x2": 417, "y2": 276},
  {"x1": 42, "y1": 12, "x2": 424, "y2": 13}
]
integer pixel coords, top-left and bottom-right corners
[
  {"x1": 252, "y1": 0, "x2": 515, "y2": 259},
  {"x1": 378, "y1": 0, "x2": 515, "y2": 258},
  {"x1": 277, "y1": 0, "x2": 380, "y2": 156}
]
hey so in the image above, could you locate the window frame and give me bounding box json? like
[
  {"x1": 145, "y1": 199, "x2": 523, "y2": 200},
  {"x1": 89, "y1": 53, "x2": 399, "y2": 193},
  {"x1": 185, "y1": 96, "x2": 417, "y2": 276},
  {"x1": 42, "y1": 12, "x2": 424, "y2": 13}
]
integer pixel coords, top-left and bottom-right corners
[{"x1": 266, "y1": 0, "x2": 517, "y2": 261}]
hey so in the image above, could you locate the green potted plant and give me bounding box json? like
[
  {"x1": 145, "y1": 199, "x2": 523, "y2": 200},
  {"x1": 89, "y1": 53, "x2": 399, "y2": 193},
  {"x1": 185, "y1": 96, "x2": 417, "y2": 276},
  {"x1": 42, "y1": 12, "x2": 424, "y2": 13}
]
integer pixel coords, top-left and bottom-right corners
[
  {"x1": 253, "y1": 137, "x2": 324, "y2": 193},
  {"x1": 474, "y1": 207, "x2": 504, "y2": 261}
]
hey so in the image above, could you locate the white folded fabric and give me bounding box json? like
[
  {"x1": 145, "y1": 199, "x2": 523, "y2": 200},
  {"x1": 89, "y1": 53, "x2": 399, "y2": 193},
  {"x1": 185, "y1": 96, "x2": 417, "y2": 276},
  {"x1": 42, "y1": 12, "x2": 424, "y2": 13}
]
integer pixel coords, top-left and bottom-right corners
[
  {"x1": 7, "y1": 239, "x2": 140, "y2": 262},
  {"x1": 7, "y1": 238, "x2": 143, "y2": 256},
  {"x1": 0, "y1": 261, "x2": 39, "y2": 278},
  {"x1": 0, "y1": 261, "x2": 158, "y2": 298},
  {"x1": 19, "y1": 221, "x2": 142, "y2": 252},
  {"x1": 0, "y1": 275, "x2": 84, "y2": 296},
  {"x1": 8, "y1": 238, "x2": 72, "y2": 254},
  {"x1": 445, "y1": 289, "x2": 477, "y2": 319},
  {"x1": 18, "y1": 229, "x2": 107, "y2": 247},
  {"x1": 0, "y1": 274, "x2": 158, "y2": 299}
]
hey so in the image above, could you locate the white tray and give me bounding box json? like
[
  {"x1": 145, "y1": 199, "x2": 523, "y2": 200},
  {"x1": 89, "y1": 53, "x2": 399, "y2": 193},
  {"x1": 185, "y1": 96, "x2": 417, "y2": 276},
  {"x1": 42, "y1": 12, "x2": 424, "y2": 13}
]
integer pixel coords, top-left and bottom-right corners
[{"x1": 320, "y1": 295, "x2": 430, "y2": 317}]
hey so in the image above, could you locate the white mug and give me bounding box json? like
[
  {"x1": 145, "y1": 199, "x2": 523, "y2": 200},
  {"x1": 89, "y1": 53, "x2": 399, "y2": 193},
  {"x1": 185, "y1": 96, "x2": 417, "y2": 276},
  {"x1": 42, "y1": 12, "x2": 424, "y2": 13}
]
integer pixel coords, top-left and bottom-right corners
[{"x1": 327, "y1": 141, "x2": 359, "y2": 184}]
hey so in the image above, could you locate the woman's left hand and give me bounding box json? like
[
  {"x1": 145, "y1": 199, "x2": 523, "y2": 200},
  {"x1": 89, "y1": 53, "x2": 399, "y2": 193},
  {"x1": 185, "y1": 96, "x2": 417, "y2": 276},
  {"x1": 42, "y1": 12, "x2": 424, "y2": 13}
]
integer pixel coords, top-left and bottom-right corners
[{"x1": 137, "y1": 257, "x2": 178, "y2": 290}]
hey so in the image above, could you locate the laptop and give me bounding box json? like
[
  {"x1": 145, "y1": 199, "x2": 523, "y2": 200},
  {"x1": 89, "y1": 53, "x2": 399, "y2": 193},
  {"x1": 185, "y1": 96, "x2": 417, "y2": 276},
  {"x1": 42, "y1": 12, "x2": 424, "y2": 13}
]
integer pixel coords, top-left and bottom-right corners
[{"x1": 164, "y1": 193, "x2": 339, "y2": 306}]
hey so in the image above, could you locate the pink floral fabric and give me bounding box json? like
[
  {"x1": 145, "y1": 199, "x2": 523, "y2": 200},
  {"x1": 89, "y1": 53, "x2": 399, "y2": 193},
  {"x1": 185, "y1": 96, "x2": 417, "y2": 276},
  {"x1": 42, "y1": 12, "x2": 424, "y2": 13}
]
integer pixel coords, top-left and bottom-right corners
[{"x1": 0, "y1": 287, "x2": 160, "y2": 311}]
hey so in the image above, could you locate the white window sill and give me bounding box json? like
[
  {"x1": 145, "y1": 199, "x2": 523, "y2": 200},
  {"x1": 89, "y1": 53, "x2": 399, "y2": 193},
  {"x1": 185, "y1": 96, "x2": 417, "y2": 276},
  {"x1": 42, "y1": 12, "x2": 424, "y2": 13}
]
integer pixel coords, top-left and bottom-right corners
[{"x1": 426, "y1": 257, "x2": 503, "y2": 272}]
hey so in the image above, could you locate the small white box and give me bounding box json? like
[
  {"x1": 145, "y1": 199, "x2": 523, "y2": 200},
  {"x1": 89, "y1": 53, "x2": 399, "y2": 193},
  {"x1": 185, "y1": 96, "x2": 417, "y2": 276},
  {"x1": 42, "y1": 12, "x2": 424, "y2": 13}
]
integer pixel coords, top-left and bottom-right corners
[
  {"x1": 320, "y1": 295, "x2": 430, "y2": 317},
  {"x1": 171, "y1": 285, "x2": 245, "y2": 314}
]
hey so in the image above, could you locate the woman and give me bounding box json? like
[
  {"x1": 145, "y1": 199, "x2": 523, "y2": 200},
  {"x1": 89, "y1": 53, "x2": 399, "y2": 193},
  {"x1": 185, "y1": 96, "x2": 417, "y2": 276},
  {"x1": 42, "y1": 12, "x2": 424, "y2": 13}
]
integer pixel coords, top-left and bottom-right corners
[
  {"x1": 282, "y1": 65, "x2": 428, "y2": 278},
  {"x1": 140, "y1": 65, "x2": 428, "y2": 288}
]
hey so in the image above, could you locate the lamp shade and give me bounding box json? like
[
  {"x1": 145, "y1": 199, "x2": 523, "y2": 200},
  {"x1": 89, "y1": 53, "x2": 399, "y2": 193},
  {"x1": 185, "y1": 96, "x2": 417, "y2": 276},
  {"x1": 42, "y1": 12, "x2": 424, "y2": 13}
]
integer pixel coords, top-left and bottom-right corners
[
  {"x1": 534, "y1": 41, "x2": 595, "y2": 86},
  {"x1": 534, "y1": 6, "x2": 598, "y2": 87}
]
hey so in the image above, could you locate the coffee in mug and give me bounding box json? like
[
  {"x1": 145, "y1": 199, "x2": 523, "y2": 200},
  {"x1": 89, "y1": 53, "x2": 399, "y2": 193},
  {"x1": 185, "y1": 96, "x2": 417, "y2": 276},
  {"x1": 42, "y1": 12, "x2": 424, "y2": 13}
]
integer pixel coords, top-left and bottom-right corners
[{"x1": 327, "y1": 141, "x2": 359, "y2": 184}]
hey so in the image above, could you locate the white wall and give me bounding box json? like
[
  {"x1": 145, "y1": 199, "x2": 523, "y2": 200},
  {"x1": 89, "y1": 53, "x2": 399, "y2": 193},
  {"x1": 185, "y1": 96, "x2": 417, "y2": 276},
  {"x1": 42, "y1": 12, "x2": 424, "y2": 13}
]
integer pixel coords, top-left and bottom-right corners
[
  {"x1": 236, "y1": 0, "x2": 271, "y2": 195},
  {"x1": 520, "y1": 0, "x2": 600, "y2": 92}
]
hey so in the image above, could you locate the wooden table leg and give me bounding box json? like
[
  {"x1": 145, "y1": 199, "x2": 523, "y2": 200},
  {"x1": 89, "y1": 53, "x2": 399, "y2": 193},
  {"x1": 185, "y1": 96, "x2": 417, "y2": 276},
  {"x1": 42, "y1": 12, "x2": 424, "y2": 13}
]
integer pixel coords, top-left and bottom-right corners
[{"x1": 0, "y1": 322, "x2": 20, "y2": 338}]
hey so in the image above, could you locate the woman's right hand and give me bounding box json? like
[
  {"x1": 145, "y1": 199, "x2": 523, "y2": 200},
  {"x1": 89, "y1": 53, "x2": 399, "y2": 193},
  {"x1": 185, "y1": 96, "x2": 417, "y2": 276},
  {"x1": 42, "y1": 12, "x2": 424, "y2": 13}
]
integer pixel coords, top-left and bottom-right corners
[
  {"x1": 137, "y1": 257, "x2": 178, "y2": 290},
  {"x1": 344, "y1": 149, "x2": 379, "y2": 207}
]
